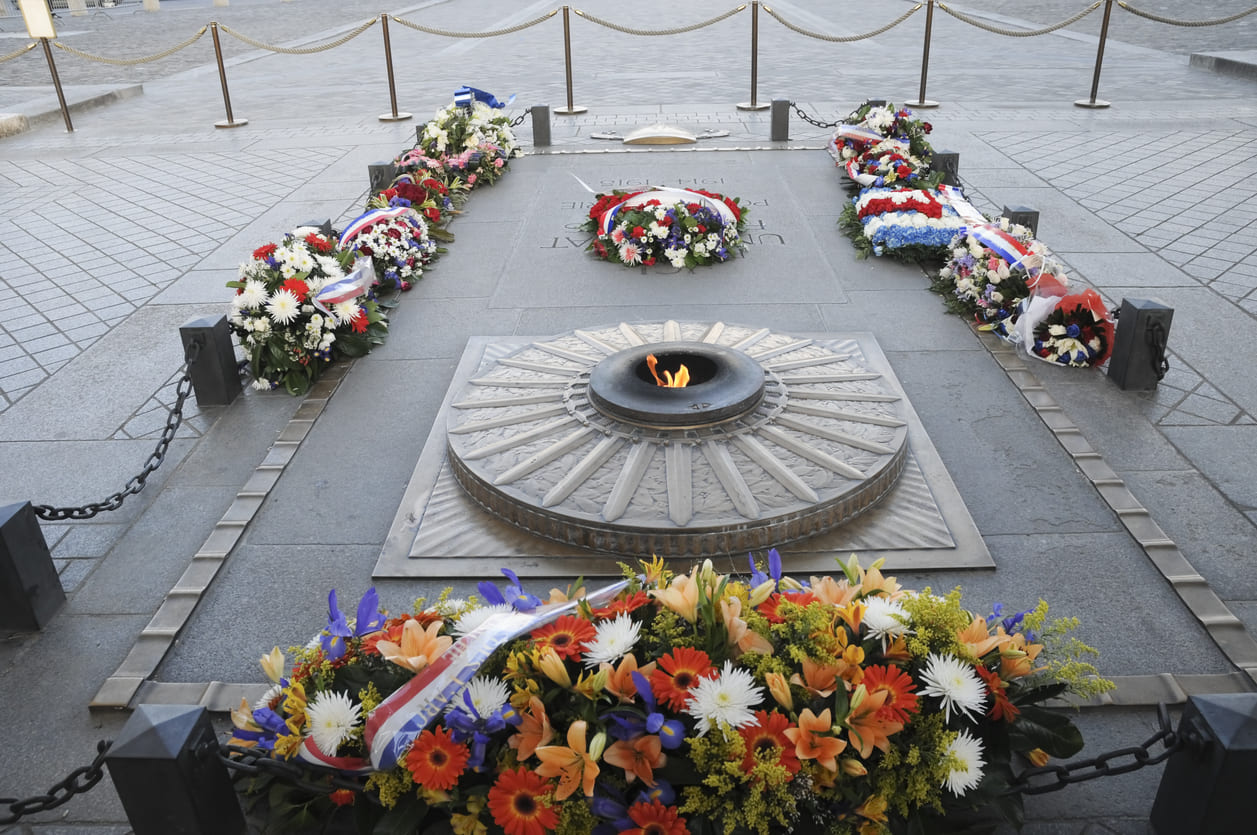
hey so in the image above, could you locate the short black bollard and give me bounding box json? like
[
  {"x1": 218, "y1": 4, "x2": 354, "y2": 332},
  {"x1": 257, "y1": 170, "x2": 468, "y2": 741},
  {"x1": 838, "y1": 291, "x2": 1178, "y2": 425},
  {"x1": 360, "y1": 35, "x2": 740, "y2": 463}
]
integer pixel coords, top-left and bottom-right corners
[
  {"x1": 368, "y1": 161, "x2": 398, "y2": 193},
  {"x1": 299, "y1": 218, "x2": 334, "y2": 238},
  {"x1": 1107, "y1": 298, "x2": 1173, "y2": 390},
  {"x1": 0, "y1": 501, "x2": 65, "y2": 630},
  {"x1": 180, "y1": 316, "x2": 241, "y2": 407},
  {"x1": 106, "y1": 704, "x2": 246, "y2": 835},
  {"x1": 770, "y1": 99, "x2": 789, "y2": 142},
  {"x1": 1150, "y1": 693, "x2": 1257, "y2": 834},
  {"x1": 531, "y1": 104, "x2": 551, "y2": 147},
  {"x1": 1001, "y1": 205, "x2": 1040, "y2": 237},
  {"x1": 932, "y1": 150, "x2": 959, "y2": 186}
]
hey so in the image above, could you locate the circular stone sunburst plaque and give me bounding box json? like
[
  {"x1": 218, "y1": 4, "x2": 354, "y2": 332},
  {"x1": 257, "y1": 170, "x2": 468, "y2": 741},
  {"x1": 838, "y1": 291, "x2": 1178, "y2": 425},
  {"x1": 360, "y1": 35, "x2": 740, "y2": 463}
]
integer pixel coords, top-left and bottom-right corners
[{"x1": 446, "y1": 321, "x2": 909, "y2": 557}]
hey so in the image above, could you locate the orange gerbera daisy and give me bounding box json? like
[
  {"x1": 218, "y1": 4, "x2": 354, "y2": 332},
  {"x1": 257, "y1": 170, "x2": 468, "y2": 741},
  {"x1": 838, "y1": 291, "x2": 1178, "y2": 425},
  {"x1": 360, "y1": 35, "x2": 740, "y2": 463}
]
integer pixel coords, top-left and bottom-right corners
[
  {"x1": 757, "y1": 591, "x2": 816, "y2": 624},
  {"x1": 531, "y1": 614, "x2": 596, "y2": 661},
  {"x1": 738, "y1": 710, "x2": 800, "y2": 777},
  {"x1": 487, "y1": 767, "x2": 558, "y2": 835},
  {"x1": 650, "y1": 646, "x2": 716, "y2": 711},
  {"x1": 592, "y1": 590, "x2": 651, "y2": 618},
  {"x1": 623, "y1": 799, "x2": 689, "y2": 835},
  {"x1": 976, "y1": 666, "x2": 1020, "y2": 722},
  {"x1": 404, "y1": 726, "x2": 469, "y2": 791},
  {"x1": 861, "y1": 665, "x2": 920, "y2": 724}
]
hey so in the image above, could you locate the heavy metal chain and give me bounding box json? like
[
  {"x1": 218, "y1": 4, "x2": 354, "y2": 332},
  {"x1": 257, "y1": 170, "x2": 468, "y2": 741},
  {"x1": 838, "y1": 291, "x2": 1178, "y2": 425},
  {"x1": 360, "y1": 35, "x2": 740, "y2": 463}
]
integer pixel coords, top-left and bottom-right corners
[
  {"x1": 33, "y1": 340, "x2": 201, "y2": 522},
  {"x1": 937, "y1": 1, "x2": 1102, "y2": 38},
  {"x1": 509, "y1": 107, "x2": 534, "y2": 128},
  {"x1": 1007, "y1": 703, "x2": 1184, "y2": 795},
  {"x1": 1147, "y1": 319, "x2": 1170, "y2": 381},
  {"x1": 1118, "y1": 1, "x2": 1257, "y2": 27},
  {"x1": 1, "y1": 740, "x2": 111, "y2": 825},
  {"x1": 221, "y1": 744, "x2": 368, "y2": 795},
  {"x1": 789, "y1": 102, "x2": 841, "y2": 130}
]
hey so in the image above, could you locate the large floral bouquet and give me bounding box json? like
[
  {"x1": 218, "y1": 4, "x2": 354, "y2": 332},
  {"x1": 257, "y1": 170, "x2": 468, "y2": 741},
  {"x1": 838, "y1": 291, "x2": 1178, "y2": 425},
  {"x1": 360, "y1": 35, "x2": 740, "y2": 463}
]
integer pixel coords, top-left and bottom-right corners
[
  {"x1": 374, "y1": 175, "x2": 464, "y2": 238},
  {"x1": 231, "y1": 553, "x2": 1109, "y2": 834},
  {"x1": 932, "y1": 220, "x2": 1044, "y2": 324},
  {"x1": 340, "y1": 204, "x2": 439, "y2": 293},
  {"x1": 401, "y1": 98, "x2": 522, "y2": 189},
  {"x1": 583, "y1": 188, "x2": 748, "y2": 269},
  {"x1": 226, "y1": 228, "x2": 389, "y2": 395},
  {"x1": 1028, "y1": 288, "x2": 1116, "y2": 368},
  {"x1": 831, "y1": 102, "x2": 935, "y2": 171},
  {"x1": 841, "y1": 188, "x2": 968, "y2": 262}
]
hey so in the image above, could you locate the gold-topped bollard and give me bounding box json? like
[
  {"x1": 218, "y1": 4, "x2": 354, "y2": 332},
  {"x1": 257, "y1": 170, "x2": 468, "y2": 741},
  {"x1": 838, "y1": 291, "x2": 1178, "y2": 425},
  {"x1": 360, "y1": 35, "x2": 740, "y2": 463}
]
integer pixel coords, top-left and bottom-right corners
[{"x1": 905, "y1": 0, "x2": 939, "y2": 108}]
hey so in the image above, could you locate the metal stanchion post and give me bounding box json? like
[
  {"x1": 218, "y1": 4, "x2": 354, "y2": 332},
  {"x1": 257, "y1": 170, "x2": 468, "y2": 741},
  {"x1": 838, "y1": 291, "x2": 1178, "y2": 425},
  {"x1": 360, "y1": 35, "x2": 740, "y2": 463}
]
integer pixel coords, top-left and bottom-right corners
[
  {"x1": 1076, "y1": 0, "x2": 1113, "y2": 108},
  {"x1": 378, "y1": 14, "x2": 412, "y2": 122},
  {"x1": 210, "y1": 22, "x2": 247, "y2": 128},
  {"x1": 554, "y1": 6, "x2": 587, "y2": 115},
  {"x1": 737, "y1": 1, "x2": 769, "y2": 111},
  {"x1": 39, "y1": 37, "x2": 74, "y2": 132},
  {"x1": 906, "y1": 0, "x2": 939, "y2": 108}
]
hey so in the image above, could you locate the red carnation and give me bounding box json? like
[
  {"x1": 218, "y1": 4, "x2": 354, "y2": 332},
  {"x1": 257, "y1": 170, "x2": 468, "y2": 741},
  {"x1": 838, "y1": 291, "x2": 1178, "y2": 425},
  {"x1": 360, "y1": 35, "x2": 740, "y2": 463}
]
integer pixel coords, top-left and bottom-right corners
[
  {"x1": 631, "y1": 226, "x2": 646, "y2": 239},
  {"x1": 349, "y1": 309, "x2": 368, "y2": 333},
  {"x1": 424, "y1": 207, "x2": 441, "y2": 222}
]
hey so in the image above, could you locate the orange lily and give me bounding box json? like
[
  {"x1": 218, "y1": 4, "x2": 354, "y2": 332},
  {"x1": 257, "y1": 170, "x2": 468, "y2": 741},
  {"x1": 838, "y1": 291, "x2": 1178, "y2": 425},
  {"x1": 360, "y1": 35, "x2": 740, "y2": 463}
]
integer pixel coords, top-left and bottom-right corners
[
  {"x1": 957, "y1": 616, "x2": 1002, "y2": 659},
  {"x1": 375, "y1": 619, "x2": 452, "y2": 674},
  {"x1": 998, "y1": 628, "x2": 1045, "y2": 679},
  {"x1": 844, "y1": 685, "x2": 904, "y2": 758},
  {"x1": 509, "y1": 696, "x2": 554, "y2": 761},
  {"x1": 604, "y1": 735, "x2": 665, "y2": 786},
  {"x1": 782, "y1": 708, "x2": 846, "y2": 771},
  {"x1": 809, "y1": 575, "x2": 858, "y2": 608},
  {"x1": 765, "y1": 672, "x2": 793, "y2": 710},
  {"x1": 790, "y1": 658, "x2": 844, "y2": 698},
  {"x1": 601, "y1": 654, "x2": 657, "y2": 703},
  {"x1": 720, "y1": 597, "x2": 774, "y2": 656},
  {"x1": 651, "y1": 570, "x2": 700, "y2": 623},
  {"x1": 535, "y1": 720, "x2": 600, "y2": 800}
]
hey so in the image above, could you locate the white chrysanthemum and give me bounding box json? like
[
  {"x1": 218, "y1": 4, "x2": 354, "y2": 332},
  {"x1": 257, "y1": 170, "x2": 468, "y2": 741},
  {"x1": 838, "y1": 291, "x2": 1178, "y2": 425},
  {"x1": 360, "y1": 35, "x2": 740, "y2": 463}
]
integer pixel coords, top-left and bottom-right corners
[
  {"x1": 685, "y1": 660, "x2": 764, "y2": 737},
  {"x1": 918, "y1": 653, "x2": 988, "y2": 723},
  {"x1": 448, "y1": 675, "x2": 510, "y2": 718},
  {"x1": 253, "y1": 683, "x2": 283, "y2": 713},
  {"x1": 942, "y1": 729, "x2": 986, "y2": 796},
  {"x1": 582, "y1": 614, "x2": 641, "y2": 668},
  {"x1": 306, "y1": 690, "x2": 362, "y2": 756},
  {"x1": 265, "y1": 289, "x2": 301, "y2": 325},
  {"x1": 452, "y1": 603, "x2": 514, "y2": 636},
  {"x1": 239, "y1": 279, "x2": 268, "y2": 309},
  {"x1": 316, "y1": 255, "x2": 344, "y2": 277},
  {"x1": 331, "y1": 301, "x2": 360, "y2": 326},
  {"x1": 863, "y1": 596, "x2": 913, "y2": 642}
]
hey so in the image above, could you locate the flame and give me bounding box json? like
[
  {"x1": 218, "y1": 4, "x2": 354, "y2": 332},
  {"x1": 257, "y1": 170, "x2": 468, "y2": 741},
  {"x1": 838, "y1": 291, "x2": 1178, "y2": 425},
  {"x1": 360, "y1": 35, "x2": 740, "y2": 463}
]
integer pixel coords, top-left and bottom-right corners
[{"x1": 647, "y1": 354, "x2": 690, "y2": 388}]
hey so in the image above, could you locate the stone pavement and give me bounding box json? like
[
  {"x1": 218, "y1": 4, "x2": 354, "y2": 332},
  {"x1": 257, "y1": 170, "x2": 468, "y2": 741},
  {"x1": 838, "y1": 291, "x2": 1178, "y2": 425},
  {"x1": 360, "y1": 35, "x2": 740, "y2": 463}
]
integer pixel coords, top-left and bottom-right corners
[{"x1": 1, "y1": 0, "x2": 1256, "y2": 831}]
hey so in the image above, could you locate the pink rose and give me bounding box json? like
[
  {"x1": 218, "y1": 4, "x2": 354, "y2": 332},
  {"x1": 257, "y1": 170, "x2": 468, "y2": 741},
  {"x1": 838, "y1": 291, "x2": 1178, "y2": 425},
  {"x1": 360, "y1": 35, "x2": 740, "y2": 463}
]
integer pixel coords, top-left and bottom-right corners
[{"x1": 494, "y1": 158, "x2": 504, "y2": 168}]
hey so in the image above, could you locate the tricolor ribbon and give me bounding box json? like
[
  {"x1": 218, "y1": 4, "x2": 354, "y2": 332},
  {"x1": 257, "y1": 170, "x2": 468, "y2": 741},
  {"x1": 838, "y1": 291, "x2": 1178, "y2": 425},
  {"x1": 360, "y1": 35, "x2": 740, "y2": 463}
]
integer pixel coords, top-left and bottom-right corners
[
  {"x1": 363, "y1": 580, "x2": 629, "y2": 771},
  {"x1": 967, "y1": 224, "x2": 1032, "y2": 269},
  {"x1": 312, "y1": 258, "x2": 374, "y2": 315},
  {"x1": 340, "y1": 206, "x2": 412, "y2": 247},
  {"x1": 936, "y1": 184, "x2": 987, "y2": 225},
  {"x1": 571, "y1": 176, "x2": 737, "y2": 237},
  {"x1": 454, "y1": 86, "x2": 516, "y2": 110},
  {"x1": 295, "y1": 736, "x2": 374, "y2": 773},
  {"x1": 835, "y1": 124, "x2": 890, "y2": 148}
]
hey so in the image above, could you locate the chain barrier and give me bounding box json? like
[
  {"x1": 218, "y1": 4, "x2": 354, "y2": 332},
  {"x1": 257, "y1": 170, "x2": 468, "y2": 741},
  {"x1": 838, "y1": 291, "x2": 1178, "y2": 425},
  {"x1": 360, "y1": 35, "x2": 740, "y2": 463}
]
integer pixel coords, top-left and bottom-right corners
[
  {"x1": 390, "y1": 9, "x2": 557, "y2": 38},
  {"x1": 1007, "y1": 704, "x2": 1185, "y2": 795},
  {"x1": 0, "y1": 41, "x2": 37, "y2": 64},
  {"x1": 221, "y1": 744, "x2": 369, "y2": 795},
  {"x1": 1147, "y1": 319, "x2": 1171, "y2": 382},
  {"x1": 1118, "y1": 1, "x2": 1257, "y2": 27},
  {"x1": 763, "y1": 3, "x2": 922, "y2": 43},
  {"x1": 52, "y1": 26, "x2": 208, "y2": 65},
  {"x1": 32, "y1": 340, "x2": 201, "y2": 522},
  {"x1": 509, "y1": 106, "x2": 534, "y2": 128},
  {"x1": 1, "y1": 740, "x2": 111, "y2": 825},
  {"x1": 218, "y1": 17, "x2": 378, "y2": 55},
  {"x1": 937, "y1": 1, "x2": 1102, "y2": 38},
  {"x1": 789, "y1": 101, "x2": 840, "y2": 130},
  {"x1": 574, "y1": 4, "x2": 746, "y2": 37}
]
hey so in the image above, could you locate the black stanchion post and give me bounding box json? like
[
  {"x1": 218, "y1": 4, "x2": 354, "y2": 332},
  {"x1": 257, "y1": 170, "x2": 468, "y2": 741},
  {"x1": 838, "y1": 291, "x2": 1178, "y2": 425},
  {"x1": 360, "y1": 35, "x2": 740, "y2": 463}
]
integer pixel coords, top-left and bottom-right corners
[
  {"x1": 531, "y1": 104, "x2": 552, "y2": 146},
  {"x1": 770, "y1": 99, "x2": 789, "y2": 141},
  {"x1": 1001, "y1": 205, "x2": 1040, "y2": 237},
  {"x1": 40, "y1": 38, "x2": 74, "y2": 133},
  {"x1": 907, "y1": 0, "x2": 939, "y2": 108},
  {"x1": 180, "y1": 316, "x2": 241, "y2": 407},
  {"x1": 210, "y1": 22, "x2": 247, "y2": 128},
  {"x1": 933, "y1": 150, "x2": 959, "y2": 186},
  {"x1": 737, "y1": 2, "x2": 769, "y2": 111},
  {"x1": 555, "y1": 6, "x2": 587, "y2": 115},
  {"x1": 378, "y1": 14, "x2": 412, "y2": 122},
  {"x1": 1076, "y1": 0, "x2": 1114, "y2": 108},
  {"x1": 1151, "y1": 694, "x2": 1257, "y2": 833},
  {"x1": 0, "y1": 501, "x2": 65, "y2": 630},
  {"x1": 106, "y1": 705, "x2": 247, "y2": 835},
  {"x1": 368, "y1": 161, "x2": 398, "y2": 193}
]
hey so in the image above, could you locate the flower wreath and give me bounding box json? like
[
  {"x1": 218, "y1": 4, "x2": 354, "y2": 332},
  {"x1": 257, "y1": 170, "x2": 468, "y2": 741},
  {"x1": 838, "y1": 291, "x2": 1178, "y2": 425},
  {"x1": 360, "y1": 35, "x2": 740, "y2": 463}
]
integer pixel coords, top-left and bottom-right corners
[
  {"x1": 230, "y1": 553, "x2": 1112, "y2": 835},
  {"x1": 841, "y1": 187, "x2": 968, "y2": 261},
  {"x1": 582, "y1": 187, "x2": 748, "y2": 269},
  {"x1": 1030, "y1": 289, "x2": 1116, "y2": 367},
  {"x1": 402, "y1": 96, "x2": 522, "y2": 189},
  {"x1": 933, "y1": 220, "x2": 1042, "y2": 324},
  {"x1": 339, "y1": 205, "x2": 439, "y2": 293}
]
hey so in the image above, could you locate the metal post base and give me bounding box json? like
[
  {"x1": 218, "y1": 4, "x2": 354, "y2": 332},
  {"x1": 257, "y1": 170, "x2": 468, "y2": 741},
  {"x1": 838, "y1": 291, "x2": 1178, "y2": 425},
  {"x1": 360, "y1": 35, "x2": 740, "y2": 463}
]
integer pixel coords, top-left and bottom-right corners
[
  {"x1": 904, "y1": 99, "x2": 939, "y2": 109},
  {"x1": 736, "y1": 102, "x2": 771, "y2": 111},
  {"x1": 214, "y1": 118, "x2": 248, "y2": 128},
  {"x1": 379, "y1": 111, "x2": 413, "y2": 122},
  {"x1": 0, "y1": 502, "x2": 64, "y2": 631},
  {"x1": 1074, "y1": 98, "x2": 1111, "y2": 109},
  {"x1": 554, "y1": 106, "x2": 588, "y2": 115}
]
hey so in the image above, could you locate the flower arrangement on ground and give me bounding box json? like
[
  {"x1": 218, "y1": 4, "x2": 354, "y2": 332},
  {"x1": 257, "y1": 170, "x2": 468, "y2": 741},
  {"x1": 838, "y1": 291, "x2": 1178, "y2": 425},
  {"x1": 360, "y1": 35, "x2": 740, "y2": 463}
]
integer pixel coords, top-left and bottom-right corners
[
  {"x1": 372, "y1": 174, "x2": 464, "y2": 240},
  {"x1": 230, "y1": 552, "x2": 1110, "y2": 834},
  {"x1": 582, "y1": 187, "x2": 748, "y2": 269},
  {"x1": 340, "y1": 204, "x2": 440, "y2": 293},
  {"x1": 399, "y1": 95, "x2": 522, "y2": 189},
  {"x1": 931, "y1": 220, "x2": 1044, "y2": 324},
  {"x1": 830, "y1": 102, "x2": 935, "y2": 173},
  {"x1": 1028, "y1": 288, "x2": 1116, "y2": 367},
  {"x1": 841, "y1": 187, "x2": 969, "y2": 262},
  {"x1": 226, "y1": 227, "x2": 388, "y2": 395}
]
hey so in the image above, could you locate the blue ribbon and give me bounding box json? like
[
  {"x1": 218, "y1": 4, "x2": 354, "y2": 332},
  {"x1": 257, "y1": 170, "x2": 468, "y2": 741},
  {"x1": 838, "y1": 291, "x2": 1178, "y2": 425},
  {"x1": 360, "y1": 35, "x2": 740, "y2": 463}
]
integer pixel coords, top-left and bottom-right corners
[{"x1": 454, "y1": 86, "x2": 516, "y2": 110}]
